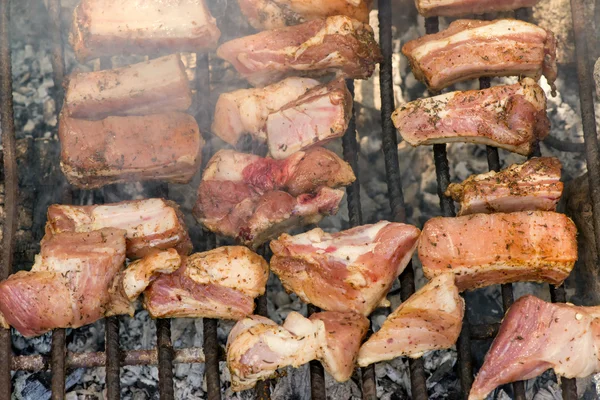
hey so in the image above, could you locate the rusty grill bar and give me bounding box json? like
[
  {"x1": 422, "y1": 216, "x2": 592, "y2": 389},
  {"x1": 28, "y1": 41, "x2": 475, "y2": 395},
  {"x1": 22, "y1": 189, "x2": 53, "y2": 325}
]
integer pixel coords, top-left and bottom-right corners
[{"x1": 0, "y1": 0, "x2": 598, "y2": 399}]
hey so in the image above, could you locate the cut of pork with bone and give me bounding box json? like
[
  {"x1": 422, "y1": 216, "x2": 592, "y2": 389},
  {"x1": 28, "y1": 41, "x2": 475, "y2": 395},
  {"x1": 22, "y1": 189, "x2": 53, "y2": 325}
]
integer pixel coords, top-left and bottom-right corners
[
  {"x1": 419, "y1": 211, "x2": 577, "y2": 291},
  {"x1": 217, "y1": 16, "x2": 382, "y2": 86},
  {"x1": 446, "y1": 157, "x2": 563, "y2": 215},
  {"x1": 270, "y1": 221, "x2": 421, "y2": 315},
  {"x1": 414, "y1": 0, "x2": 540, "y2": 17},
  {"x1": 227, "y1": 311, "x2": 369, "y2": 391},
  {"x1": 193, "y1": 147, "x2": 355, "y2": 247},
  {"x1": 143, "y1": 246, "x2": 269, "y2": 320},
  {"x1": 392, "y1": 78, "x2": 550, "y2": 156},
  {"x1": 46, "y1": 199, "x2": 192, "y2": 259},
  {"x1": 402, "y1": 19, "x2": 557, "y2": 92}
]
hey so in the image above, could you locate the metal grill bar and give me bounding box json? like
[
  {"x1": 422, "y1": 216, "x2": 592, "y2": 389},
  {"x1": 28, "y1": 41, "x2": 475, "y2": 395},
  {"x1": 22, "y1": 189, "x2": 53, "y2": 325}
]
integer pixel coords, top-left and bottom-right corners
[
  {"x1": 307, "y1": 304, "x2": 326, "y2": 400},
  {"x1": 254, "y1": 294, "x2": 271, "y2": 400},
  {"x1": 157, "y1": 319, "x2": 175, "y2": 399},
  {"x1": 105, "y1": 316, "x2": 121, "y2": 399},
  {"x1": 50, "y1": 329, "x2": 66, "y2": 399}
]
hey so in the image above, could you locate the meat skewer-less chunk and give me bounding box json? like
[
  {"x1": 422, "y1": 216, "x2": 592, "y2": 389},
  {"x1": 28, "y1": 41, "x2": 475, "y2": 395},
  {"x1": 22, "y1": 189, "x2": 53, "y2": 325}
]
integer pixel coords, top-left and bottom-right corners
[
  {"x1": 391, "y1": 78, "x2": 550, "y2": 156},
  {"x1": 357, "y1": 273, "x2": 464, "y2": 366},
  {"x1": 46, "y1": 199, "x2": 193, "y2": 259},
  {"x1": 217, "y1": 16, "x2": 383, "y2": 87},
  {"x1": 194, "y1": 147, "x2": 355, "y2": 247},
  {"x1": 0, "y1": 229, "x2": 127, "y2": 337},
  {"x1": 270, "y1": 221, "x2": 421, "y2": 315},
  {"x1": 70, "y1": 0, "x2": 221, "y2": 62},
  {"x1": 419, "y1": 211, "x2": 577, "y2": 291},
  {"x1": 227, "y1": 311, "x2": 369, "y2": 391},
  {"x1": 414, "y1": 0, "x2": 540, "y2": 17},
  {"x1": 237, "y1": 0, "x2": 373, "y2": 30},
  {"x1": 469, "y1": 295, "x2": 600, "y2": 400},
  {"x1": 446, "y1": 157, "x2": 563, "y2": 216},
  {"x1": 402, "y1": 19, "x2": 557, "y2": 92},
  {"x1": 143, "y1": 246, "x2": 269, "y2": 320},
  {"x1": 64, "y1": 54, "x2": 192, "y2": 120},
  {"x1": 59, "y1": 112, "x2": 204, "y2": 189}
]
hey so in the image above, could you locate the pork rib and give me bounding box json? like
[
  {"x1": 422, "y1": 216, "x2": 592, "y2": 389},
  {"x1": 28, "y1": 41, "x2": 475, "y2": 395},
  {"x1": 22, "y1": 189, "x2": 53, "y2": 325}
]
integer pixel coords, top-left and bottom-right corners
[
  {"x1": 415, "y1": 0, "x2": 540, "y2": 17},
  {"x1": 270, "y1": 221, "x2": 421, "y2": 315},
  {"x1": 64, "y1": 54, "x2": 191, "y2": 120},
  {"x1": 391, "y1": 78, "x2": 550, "y2": 156},
  {"x1": 237, "y1": 0, "x2": 373, "y2": 30},
  {"x1": 469, "y1": 295, "x2": 600, "y2": 400},
  {"x1": 59, "y1": 112, "x2": 204, "y2": 189},
  {"x1": 227, "y1": 311, "x2": 368, "y2": 391},
  {"x1": 446, "y1": 157, "x2": 563, "y2": 215},
  {"x1": 419, "y1": 211, "x2": 577, "y2": 291},
  {"x1": 46, "y1": 199, "x2": 192, "y2": 259},
  {"x1": 143, "y1": 246, "x2": 269, "y2": 320},
  {"x1": 70, "y1": 0, "x2": 221, "y2": 62},
  {"x1": 217, "y1": 16, "x2": 382, "y2": 86},
  {"x1": 357, "y1": 273, "x2": 464, "y2": 366},
  {"x1": 402, "y1": 19, "x2": 557, "y2": 92}
]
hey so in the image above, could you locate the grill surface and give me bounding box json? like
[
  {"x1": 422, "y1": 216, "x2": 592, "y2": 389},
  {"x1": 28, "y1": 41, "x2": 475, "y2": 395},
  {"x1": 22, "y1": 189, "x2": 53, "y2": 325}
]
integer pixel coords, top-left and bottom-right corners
[{"x1": 0, "y1": 0, "x2": 598, "y2": 398}]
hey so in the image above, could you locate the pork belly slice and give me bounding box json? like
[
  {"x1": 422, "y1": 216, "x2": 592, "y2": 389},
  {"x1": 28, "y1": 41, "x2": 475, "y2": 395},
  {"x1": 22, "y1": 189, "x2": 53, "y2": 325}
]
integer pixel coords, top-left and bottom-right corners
[
  {"x1": 213, "y1": 77, "x2": 321, "y2": 146},
  {"x1": 415, "y1": 0, "x2": 539, "y2": 17},
  {"x1": 270, "y1": 221, "x2": 421, "y2": 315},
  {"x1": 470, "y1": 296, "x2": 600, "y2": 400},
  {"x1": 419, "y1": 211, "x2": 577, "y2": 291},
  {"x1": 357, "y1": 273, "x2": 464, "y2": 366},
  {"x1": 217, "y1": 16, "x2": 382, "y2": 87},
  {"x1": 392, "y1": 78, "x2": 550, "y2": 156},
  {"x1": 143, "y1": 246, "x2": 268, "y2": 320},
  {"x1": 237, "y1": 0, "x2": 373, "y2": 30},
  {"x1": 70, "y1": 0, "x2": 221, "y2": 62},
  {"x1": 446, "y1": 157, "x2": 563, "y2": 216},
  {"x1": 402, "y1": 19, "x2": 557, "y2": 92},
  {"x1": 59, "y1": 112, "x2": 204, "y2": 189},
  {"x1": 64, "y1": 54, "x2": 191, "y2": 120},
  {"x1": 0, "y1": 228, "x2": 126, "y2": 337},
  {"x1": 267, "y1": 77, "x2": 352, "y2": 159},
  {"x1": 194, "y1": 147, "x2": 355, "y2": 247},
  {"x1": 227, "y1": 311, "x2": 369, "y2": 391},
  {"x1": 46, "y1": 199, "x2": 192, "y2": 259}
]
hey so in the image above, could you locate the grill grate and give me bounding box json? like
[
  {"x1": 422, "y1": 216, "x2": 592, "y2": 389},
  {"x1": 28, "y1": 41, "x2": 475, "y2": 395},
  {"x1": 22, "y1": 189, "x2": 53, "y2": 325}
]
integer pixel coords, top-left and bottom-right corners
[{"x1": 0, "y1": 0, "x2": 598, "y2": 398}]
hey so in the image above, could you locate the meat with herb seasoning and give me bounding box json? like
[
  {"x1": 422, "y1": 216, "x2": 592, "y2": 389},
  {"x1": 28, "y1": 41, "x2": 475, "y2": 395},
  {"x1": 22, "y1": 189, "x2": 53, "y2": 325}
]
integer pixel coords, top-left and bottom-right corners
[
  {"x1": 269, "y1": 221, "x2": 421, "y2": 315},
  {"x1": 414, "y1": 0, "x2": 540, "y2": 17},
  {"x1": 70, "y1": 0, "x2": 221, "y2": 62},
  {"x1": 446, "y1": 157, "x2": 563, "y2": 215},
  {"x1": 237, "y1": 0, "x2": 373, "y2": 30},
  {"x1": 469, "y1": 295, "x2": 600, "y2": 400},
  {"x1": 46, "y1": 198, "x2": 193, "y2": 259},
  {"x1": 64, "y1": 54, "x2": 192, "y2": 120},
  {"x1": 217, "y1": 16, "x2": 382, "y2": 87},
  {"x1": 402, "y1": 19, "x2": 557, "y2": 92},
  {"x1": 419, "y1": 211, "x2": 577, "y2": 291},
  {"x1": 392, "y1": 78, "x2": 550, "y2": 156},
  {"x1": 59, "y1": 112, "x2": 204, "y2": 189},
  {"x1": 193, "y1": 147, "x2": 355, "y2": 248},
  {"x1": 227, "y1": 311, "x2": 369, "y2": 391},
  {"x1": 143, "y1": 246, "x2": 269, "y2": 320},
  {"x1": 357, "y1": 273, "x2": 464, "y2": 366}
]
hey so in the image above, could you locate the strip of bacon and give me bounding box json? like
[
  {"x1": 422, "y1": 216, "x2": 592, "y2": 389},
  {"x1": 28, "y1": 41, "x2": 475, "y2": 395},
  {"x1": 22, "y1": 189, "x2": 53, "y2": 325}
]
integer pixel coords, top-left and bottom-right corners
[
  {"x1": 237, "y1": 0, "x2": 373, "y2": 30},
  {"x1": 357, "y1": 273, "x2": 464, "y2": 366},
  {"x1": 270, "y1": 221, "x2": 421, "y2": 315},
  {"x1": 46, "y1": 199, "x2": 192, "y2": 259},
  {"x1": 415, "y1": 0, "x2": 540, "y2": 17},
  {"x1": 143, "y1": 246, "x2": 269, "y2": 320},
  {"x1": 217, "y1": 16, "x2": 382, "y2": 86},
  {"x1": 391, "y1": 78, "x2": 550, "y2": 156},
  {"x1": 64, "y1": 54, "x2": 191, "y2": 120},
  {"x1": 469, "y1": 295, "x2": 600, "y2": 400},
  {"x1": 227, "y1": 311, "x2": 368, "y2": 391},
  {"x1": 70, "y1": 0, "x2": 221, "y2": 62},
  {"x1": 446, "y1": 157, "x2": 563, "y2": 215},
  {"x1": 194, "y1": 147, "x2": 355, "y2": 247},
  {"x1": 59, "y1": 112, "x2": 204, "y2": 189},
  {"x1": 419, "y1": 211, "x2": 577, "y2": 291},
  {"x1": 0, "y1": 229, "x2": 126, "y2": 337},
  {"x1": 402, "y1": 19, "x2": 557, "y2": 92}
]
